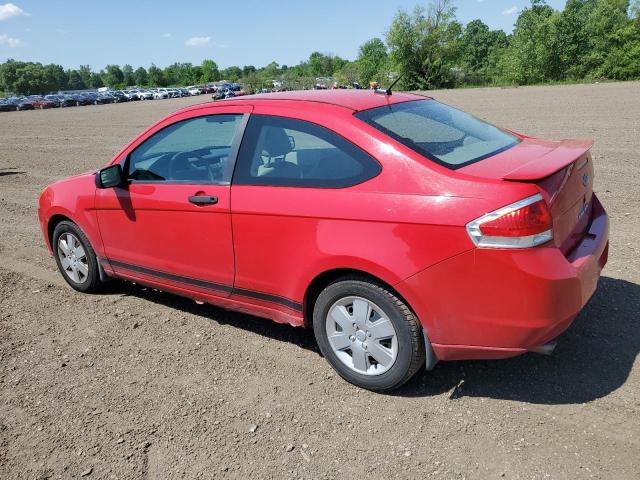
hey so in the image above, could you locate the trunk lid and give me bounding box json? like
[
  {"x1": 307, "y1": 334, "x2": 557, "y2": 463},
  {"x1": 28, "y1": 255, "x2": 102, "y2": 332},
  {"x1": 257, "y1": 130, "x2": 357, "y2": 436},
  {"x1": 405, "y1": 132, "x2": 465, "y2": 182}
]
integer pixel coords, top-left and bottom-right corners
[{"x1": 459, "y1": 138, "x2": 595, "y2": 254}]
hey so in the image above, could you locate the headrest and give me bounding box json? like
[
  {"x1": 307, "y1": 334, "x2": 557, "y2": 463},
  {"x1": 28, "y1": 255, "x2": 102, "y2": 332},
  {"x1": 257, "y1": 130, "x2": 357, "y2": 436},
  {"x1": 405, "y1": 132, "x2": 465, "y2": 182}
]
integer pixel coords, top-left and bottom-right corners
[{"x1": 260, "y1": 126, "x2": 292, "y2": 157}]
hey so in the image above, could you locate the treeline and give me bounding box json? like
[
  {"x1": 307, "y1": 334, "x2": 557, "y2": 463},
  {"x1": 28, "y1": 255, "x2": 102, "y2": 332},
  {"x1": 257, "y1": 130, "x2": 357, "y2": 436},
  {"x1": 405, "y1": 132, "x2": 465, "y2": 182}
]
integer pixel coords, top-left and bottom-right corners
[{"x1": 1, "y1": 0, "x2": 639, "y2": 96}]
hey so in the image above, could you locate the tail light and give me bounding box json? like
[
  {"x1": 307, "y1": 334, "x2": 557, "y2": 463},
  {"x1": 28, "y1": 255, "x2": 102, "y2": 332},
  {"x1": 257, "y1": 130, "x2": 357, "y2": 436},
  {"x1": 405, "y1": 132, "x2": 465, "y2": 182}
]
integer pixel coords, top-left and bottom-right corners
[{"x1": 466, "y1": 194, "x2": 553, "y2": 248}]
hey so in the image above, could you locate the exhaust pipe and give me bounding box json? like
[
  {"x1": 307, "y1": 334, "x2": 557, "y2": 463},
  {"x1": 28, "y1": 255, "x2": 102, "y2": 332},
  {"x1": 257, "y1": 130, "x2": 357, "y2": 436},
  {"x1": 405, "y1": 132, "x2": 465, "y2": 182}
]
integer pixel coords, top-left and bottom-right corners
[{"x1": 530, "y1": 340, "x2": 557, "y2": 356}]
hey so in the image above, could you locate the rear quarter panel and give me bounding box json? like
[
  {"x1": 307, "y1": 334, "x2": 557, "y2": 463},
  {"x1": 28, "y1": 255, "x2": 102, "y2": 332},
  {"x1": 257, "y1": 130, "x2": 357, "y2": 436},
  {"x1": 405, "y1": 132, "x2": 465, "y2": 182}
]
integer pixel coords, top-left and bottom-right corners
[{"x1": 231, "y1": 101, "x2": 537, "y2": 315}]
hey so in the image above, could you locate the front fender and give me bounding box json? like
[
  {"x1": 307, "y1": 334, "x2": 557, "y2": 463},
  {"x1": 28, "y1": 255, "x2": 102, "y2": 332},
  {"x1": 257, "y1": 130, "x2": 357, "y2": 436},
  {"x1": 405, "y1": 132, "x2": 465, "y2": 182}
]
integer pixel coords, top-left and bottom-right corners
[{"x1": 38, "y1": 173, "x2": 103, "y2": 257}]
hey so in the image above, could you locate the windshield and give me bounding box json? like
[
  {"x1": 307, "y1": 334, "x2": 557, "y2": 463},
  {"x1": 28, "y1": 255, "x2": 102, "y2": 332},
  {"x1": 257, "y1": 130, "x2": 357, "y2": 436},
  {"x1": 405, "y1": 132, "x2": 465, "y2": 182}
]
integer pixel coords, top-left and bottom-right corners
[{"x1": 355, "y1": 99, "x2": 519, "y2": 169}]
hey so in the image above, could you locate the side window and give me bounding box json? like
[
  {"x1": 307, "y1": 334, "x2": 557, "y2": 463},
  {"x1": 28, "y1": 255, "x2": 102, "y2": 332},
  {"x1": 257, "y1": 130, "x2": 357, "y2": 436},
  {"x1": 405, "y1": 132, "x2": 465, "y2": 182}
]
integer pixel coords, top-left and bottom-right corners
[
  {"x1": 127, "y1": 114, "x2": 243, "y2": 183},
  {"x1": 233, "y1": 115, "x2": 381, "y2": 188}
]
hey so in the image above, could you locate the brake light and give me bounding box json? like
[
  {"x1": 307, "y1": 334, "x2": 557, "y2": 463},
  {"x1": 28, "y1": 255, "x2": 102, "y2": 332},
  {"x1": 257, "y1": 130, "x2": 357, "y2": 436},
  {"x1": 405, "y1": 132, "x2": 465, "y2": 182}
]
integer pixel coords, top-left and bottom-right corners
[{"x1": 466, "y1": 194, "x2": 553, "y2": 248}]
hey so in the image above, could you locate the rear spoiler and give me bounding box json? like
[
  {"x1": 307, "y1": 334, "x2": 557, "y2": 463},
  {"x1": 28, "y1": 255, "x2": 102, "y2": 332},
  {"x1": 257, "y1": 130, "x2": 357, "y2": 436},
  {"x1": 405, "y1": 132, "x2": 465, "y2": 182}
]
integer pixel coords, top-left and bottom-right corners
[{"x1": 502, "y1": 139, "x2": 594, "y2": 181}]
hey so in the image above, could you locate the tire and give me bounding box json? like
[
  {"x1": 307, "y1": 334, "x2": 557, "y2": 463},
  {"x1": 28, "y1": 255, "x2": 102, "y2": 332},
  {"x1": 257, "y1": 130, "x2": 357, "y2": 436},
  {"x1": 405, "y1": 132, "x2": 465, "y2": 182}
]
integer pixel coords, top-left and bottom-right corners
[
  {"x1": 313, "y1": 278, "x2": 425, "y2": 391},
  {"x1": 52, "y1": 220, "x2": 102, "y2": 293}
]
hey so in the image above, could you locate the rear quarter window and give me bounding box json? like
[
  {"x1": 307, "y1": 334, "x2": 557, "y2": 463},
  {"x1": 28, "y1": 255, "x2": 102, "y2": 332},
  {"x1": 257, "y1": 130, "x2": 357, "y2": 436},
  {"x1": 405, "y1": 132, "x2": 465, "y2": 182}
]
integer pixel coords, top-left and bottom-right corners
[{"x1": 233, "y1": 115, "x2": 381, "y2": 188}]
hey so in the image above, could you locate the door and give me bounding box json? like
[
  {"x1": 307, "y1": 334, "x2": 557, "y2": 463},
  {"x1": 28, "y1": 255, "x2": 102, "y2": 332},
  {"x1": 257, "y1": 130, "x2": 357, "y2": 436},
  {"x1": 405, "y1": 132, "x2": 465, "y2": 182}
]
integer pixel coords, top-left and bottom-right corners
[{"x1": 95, "y1": 108, "x2": 250, "y2": 298}]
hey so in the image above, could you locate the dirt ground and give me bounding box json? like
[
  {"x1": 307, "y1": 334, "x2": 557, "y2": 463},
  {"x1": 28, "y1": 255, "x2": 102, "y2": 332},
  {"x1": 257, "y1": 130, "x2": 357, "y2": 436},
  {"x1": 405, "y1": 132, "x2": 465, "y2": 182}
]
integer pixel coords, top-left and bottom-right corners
[{"x1": 0, "y1": 82, "x2": 639, "y2": 480}]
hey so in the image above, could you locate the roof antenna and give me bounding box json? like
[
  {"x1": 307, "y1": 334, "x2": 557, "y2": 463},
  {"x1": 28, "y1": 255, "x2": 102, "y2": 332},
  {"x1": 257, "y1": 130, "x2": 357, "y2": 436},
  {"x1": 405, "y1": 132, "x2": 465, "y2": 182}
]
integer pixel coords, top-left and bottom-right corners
[{"x1": 374, "y1": 73, "x2": 404, "y2": 96}]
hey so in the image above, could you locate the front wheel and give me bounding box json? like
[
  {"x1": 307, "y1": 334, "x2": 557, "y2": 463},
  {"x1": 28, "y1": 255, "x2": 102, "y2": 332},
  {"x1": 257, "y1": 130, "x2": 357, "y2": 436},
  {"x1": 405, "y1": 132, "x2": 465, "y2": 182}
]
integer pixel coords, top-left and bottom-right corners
[
  {"x1": 52, "y1": 221, "x2": 102, "y2": 293},
  {"x1": 313, "y1": 278, "x2": 425, "y2": 391}
]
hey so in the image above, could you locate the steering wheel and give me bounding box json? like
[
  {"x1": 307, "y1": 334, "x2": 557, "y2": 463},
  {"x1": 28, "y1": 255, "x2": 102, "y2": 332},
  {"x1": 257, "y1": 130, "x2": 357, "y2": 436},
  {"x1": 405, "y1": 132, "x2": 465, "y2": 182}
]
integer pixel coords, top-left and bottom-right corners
[{"x1": 169, "y1": 148, "x2": 218, "y2": 181}]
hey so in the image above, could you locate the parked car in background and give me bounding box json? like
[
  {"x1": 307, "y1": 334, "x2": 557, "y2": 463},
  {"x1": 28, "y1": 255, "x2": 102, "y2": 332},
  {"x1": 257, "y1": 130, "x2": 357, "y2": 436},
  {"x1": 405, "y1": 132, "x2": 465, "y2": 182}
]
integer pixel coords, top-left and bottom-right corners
[
  {"x1": 6, "y1": 97, "x2": 35, "y2": 111},
  {"x1": 187, "y1": 86, "x2": 201, "y2": 96},
  {"x1": 98, "y1": 92, "x2": 116, "y2": 104},
  {"x1": 153, "y1": 88, "x2": 169, "y2": 99},
  {"x1": 0, "y1": 98, "x2": 14, "y2": 112},
  {"x1": 138, "y1": 90, "x2": 154, "y2": 100},
  {"x1": 76, "y1": 94, "x2": 95, "y2": 106},
  {"x1": 123, "y1": 90, "x2": 140, "y2": 101},
  {"x1": 27, "y1": 96, "x2": 57, "y2": 109},
  {"x1": 85, "y1": 92, "x2": 113, "y2": 105},
  {"x1": 44, "y1": 94, "x2": 75, "y2": 107},
  {"x1": 212, "y1": 89, "x2": 235, "y2": 100},
  {"x1": 79, "y1": 92, "x2": 99, "y2": 105},
  {"x1": 111, "y1": 91, "x2": 129, "y2": 103}
]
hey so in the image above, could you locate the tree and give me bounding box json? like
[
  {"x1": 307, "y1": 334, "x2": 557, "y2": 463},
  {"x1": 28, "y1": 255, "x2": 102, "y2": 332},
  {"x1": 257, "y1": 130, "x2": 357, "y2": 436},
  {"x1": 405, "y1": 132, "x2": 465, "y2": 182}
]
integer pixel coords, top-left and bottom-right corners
[
  {"x1": 500, "y1": 0, "x2": 559, "y2": 84},
  {"x1": 44, "y1": 63, "x2": 68, "y2": 92},
  {"x1": 307, "y1": 52, "x2": 345, "y2": 77},
  {"x1": 386, "y1": 0, "x2": 462, "y2": 89},
  {"x1": 458, "y1": 20, "x2": 508, "y2": 83},
  {"x1": 134, "y1": 66, "x2": 148, "y2": 86},
  {"x1": 583, "y1": 0, "x2": 640, "y2": 79},
  {"x1": 147, "y1": 64, "x2": 165, "y2": 86},
  {"x1": 221, "y1": 66, "x2": 242, "y2": 81},
  {"x1": 242, "y1": 65, "x2": 256, "y2": 76},
  {"x1": 79, "y1": 65, "x2": 92, "y2": 87},
  {"x1": 200, "y1": 59, "x2": 220, "y2": 83},
  {"x1": 336, "y1": 61, "x2": 360, "y2": 86},
  {"x1": 122, "y1": 64, "x2": 135, "y2": 87},
  {"x1": 552, "y1": 0, "x2": 597, "y2": 79},
  {"x1": 163, "y1": 62, "x2": 199, "y2": 85},
  {"x1": 67, "y1": 70, "x2": 86, "y2": 90},
  {"x1": 164, "y1": 62, "x2": 202, "y2": 85},
  {"x1": 91, "y1": 71, "x2": 104, "y2": 88},
  {"x1": 357, "y1": 38, "x2": 388, "y2": 84},
  {"x1": 12, "y1": 63, "x2": 50, "y2": 95},
  {"x1": 103, "y1": 64, "x2": 124, "y2": 88}
]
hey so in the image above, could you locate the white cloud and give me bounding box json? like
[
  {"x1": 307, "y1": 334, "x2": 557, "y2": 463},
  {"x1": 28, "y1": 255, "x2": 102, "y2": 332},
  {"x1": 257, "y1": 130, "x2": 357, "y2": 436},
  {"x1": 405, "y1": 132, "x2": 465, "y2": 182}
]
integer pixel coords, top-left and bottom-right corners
[
  {"x1": 502, "y1": 6, "x2": 518, "y2": 15},
  {"x1": 162, "y1": 33, "x2": 172, "y2": 38},
  {"x1": 185, "y1": 36, "x2": 210, "y2": 47},
  {"x1": 0, "y1": 33, "x2": 22, "y2": 47},
  {"x1": 0, "y1": 3, "x2": 28, "y2": 21}
]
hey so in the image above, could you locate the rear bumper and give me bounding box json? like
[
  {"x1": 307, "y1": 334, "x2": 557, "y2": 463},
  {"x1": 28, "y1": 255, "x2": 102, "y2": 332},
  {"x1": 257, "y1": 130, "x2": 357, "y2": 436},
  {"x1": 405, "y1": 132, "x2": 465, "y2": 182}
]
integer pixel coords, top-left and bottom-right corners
[{"x1": 397, "y1": 194, "x2": 609, "y2": 361}]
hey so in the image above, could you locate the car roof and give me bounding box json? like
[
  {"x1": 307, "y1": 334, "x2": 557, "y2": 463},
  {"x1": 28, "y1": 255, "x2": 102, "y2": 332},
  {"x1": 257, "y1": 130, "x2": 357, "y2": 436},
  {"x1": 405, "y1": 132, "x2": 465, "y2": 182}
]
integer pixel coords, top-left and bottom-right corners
[
  {"x1": 248, "y1": 89, "x2": 429, "y2": 110},
  {"x1": 183, "y1": 89, "x2": 430, "y2": 114}
]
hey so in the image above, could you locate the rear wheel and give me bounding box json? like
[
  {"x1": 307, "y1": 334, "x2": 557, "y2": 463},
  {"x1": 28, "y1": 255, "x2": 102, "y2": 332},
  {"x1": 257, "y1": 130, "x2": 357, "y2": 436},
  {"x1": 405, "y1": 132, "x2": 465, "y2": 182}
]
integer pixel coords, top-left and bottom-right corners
[
  {"x1": 313, "y1": 278, "x2": 425, "y2": 391},
  {"x1": 52, "y1": 221, "x2": 102, "y2": 293}
]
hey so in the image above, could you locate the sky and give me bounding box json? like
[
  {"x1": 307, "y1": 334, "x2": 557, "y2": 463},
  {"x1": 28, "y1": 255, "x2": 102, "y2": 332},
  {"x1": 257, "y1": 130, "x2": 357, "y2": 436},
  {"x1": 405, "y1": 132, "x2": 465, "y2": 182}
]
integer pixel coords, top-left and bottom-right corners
[{"x1": 0, "y1": 0, "x2": 568, "y2": 70}]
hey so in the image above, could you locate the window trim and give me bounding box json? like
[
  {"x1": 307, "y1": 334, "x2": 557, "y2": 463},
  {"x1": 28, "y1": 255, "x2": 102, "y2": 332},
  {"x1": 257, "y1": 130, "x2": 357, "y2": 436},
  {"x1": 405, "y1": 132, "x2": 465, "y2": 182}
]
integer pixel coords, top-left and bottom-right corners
[
  {"x1": 122, "y1": 112, "x2": 251, "y2": 186},
  {"x1": 231, "y1": 114, "x2": 382, "y2": 189},
  {"x1": 354, "y1": 99, "x2": 520, "y2": 171}
]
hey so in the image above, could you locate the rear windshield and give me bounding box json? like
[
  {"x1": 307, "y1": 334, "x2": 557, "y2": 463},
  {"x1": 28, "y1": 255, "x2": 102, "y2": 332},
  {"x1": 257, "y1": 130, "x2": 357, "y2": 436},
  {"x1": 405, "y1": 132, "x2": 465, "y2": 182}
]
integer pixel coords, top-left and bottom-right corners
[{"x1": 355, "y1": 99, "x2": 519, "y2": 169}]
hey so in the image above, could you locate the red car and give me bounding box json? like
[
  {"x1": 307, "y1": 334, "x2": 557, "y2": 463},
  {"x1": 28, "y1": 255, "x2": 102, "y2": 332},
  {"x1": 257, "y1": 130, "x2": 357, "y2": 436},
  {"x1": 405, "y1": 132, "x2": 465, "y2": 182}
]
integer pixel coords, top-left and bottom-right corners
[
  {"x1": 38, "y1": 90, "x2": 609, "y2": 391},
  {"x1": 28, "y1": 96, "x2": 58, "y2": 109}
]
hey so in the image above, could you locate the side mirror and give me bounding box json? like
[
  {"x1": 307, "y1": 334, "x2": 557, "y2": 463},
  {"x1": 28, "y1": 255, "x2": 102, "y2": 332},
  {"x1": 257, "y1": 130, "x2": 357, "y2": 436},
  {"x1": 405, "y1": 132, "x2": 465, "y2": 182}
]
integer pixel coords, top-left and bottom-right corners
[
  {"x1": 288, "y1": 135, "x2": 296, "y2": 151},
  {"x1": 95, "y1": 164, "x2": 124, "y2": 189}
]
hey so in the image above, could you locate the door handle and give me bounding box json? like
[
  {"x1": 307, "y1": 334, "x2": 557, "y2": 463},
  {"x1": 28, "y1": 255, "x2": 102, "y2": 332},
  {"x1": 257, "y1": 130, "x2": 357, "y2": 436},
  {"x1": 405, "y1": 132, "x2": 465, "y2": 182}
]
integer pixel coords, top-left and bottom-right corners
[{"x1": 188, "y1": 195, "x2": 218, "y2": 205}]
